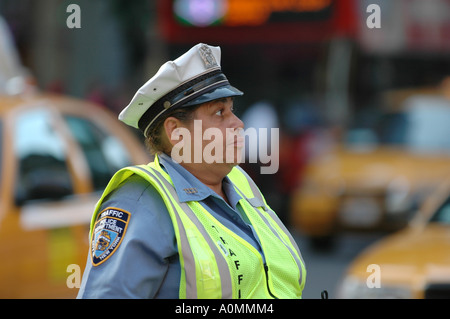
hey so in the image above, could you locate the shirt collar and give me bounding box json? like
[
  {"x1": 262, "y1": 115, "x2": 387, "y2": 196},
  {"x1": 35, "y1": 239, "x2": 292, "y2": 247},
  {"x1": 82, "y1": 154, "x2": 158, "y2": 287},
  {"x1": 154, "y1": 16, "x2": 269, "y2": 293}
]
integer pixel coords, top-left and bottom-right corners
[{"x1": 157, "y1": 153, "x2": 242, "y2": 207}]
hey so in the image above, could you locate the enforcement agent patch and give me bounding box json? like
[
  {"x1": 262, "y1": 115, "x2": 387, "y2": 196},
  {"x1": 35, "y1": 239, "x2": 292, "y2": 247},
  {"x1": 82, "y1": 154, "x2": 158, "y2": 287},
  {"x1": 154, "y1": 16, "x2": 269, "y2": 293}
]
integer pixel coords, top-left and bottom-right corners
[{"x1": 91, "y1": 207, "x2": 130, "y2": 266}]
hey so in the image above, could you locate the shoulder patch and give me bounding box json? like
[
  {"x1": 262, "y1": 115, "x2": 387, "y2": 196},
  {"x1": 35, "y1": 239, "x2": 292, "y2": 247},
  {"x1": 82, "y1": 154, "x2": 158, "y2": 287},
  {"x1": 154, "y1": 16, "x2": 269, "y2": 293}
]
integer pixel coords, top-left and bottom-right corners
[{"x1": 91, "y1": 207, "x2": 130, "y2": 266}]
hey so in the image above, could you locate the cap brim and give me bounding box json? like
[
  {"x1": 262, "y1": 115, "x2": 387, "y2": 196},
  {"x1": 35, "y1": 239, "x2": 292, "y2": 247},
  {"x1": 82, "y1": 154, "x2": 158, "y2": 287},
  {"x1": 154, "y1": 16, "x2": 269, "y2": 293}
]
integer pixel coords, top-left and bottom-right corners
[{"x1": 181, "y1": 84, "x2": 243, "y2": 108}]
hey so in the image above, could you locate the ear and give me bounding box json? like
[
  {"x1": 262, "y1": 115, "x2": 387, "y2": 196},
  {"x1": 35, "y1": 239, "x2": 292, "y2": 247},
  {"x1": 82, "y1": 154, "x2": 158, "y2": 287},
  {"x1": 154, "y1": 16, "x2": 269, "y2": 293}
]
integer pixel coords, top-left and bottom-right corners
[{"x1": 163, "y1": 117, "x2": 183, "y2": 147}]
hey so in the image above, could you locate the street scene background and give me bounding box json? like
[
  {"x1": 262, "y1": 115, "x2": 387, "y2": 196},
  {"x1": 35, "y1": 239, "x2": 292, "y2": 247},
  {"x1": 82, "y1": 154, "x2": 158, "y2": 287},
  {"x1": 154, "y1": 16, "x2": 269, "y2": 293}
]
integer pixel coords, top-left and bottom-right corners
[{"x1": 1, "y1": 0, "x2": 450, "y2": 299}]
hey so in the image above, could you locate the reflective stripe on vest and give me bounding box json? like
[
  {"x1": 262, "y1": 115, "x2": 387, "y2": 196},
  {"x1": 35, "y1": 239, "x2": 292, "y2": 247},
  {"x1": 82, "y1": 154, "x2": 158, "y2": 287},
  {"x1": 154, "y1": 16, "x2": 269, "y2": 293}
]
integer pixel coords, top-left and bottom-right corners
[
  {"x1": 89, "y1": 157, "x2": 305, "y2": 299},
  {"x1": 227, "y1": 167, "x2": 306, "y2": 290},
  {"x1": 89, "y1": 163, "x2": 232, "y2": 298},
  {"x1": 134, "y1": 165, "x2": 233, "y2": 298}
]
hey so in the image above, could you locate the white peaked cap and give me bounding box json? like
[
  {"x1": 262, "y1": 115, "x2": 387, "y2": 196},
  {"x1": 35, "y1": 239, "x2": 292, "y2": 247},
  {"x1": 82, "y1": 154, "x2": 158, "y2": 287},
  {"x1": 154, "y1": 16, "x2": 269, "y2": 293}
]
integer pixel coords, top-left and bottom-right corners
[{"x1": 119, "y1": 43, "x2": 243, "y2": 137}]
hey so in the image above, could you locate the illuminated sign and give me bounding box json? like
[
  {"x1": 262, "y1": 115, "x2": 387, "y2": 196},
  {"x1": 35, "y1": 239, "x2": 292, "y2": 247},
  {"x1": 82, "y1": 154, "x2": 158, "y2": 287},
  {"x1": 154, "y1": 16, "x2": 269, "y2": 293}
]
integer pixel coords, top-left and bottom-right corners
[
  {"x1": 159, "y1": 0, "x2": 350, "y2": 44},
  {"x1": 173, "y1": 0, "x2": 334, "y2": 27}
]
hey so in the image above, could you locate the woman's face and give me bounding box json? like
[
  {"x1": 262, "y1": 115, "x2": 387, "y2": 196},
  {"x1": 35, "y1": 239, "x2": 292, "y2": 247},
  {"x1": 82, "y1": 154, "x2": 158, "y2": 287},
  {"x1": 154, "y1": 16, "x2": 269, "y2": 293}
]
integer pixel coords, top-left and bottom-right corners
[{"x1": 170, "y1": 97, "x2": 245, "y2": 169}]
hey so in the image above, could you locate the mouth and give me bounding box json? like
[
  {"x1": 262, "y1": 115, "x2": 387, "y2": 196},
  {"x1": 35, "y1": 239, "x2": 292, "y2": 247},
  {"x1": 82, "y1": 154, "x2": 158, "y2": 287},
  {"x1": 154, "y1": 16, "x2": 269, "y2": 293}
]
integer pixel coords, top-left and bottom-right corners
[{"x1": 229, "y1": 136, "x2": 244, "y2": 148}]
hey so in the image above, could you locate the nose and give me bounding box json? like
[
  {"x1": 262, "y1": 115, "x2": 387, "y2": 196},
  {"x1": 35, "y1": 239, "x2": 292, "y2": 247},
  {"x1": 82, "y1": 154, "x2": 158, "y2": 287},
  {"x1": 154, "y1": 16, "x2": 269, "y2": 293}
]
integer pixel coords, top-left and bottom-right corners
[{"x1": 230, "y1": 112, "x2": 244, "y2": 131}]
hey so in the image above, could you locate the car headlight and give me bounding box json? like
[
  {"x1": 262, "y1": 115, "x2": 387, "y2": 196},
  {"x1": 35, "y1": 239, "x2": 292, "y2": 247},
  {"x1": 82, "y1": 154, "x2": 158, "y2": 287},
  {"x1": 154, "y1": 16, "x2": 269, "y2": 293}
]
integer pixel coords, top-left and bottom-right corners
[{"x1": 337, "y1": 275, "x2": 413, "y2": 299}]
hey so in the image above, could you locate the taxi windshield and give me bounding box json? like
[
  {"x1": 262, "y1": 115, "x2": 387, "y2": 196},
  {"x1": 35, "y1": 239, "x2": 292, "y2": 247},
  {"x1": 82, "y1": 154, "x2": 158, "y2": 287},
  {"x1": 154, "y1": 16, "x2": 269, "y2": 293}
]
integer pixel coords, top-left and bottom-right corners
[
  {"x1": 348, "y1": 102, "x2": 450, "y2": 154},
  {"x1": 429, "y1": 196, "x2": 450, "y2": 225}
]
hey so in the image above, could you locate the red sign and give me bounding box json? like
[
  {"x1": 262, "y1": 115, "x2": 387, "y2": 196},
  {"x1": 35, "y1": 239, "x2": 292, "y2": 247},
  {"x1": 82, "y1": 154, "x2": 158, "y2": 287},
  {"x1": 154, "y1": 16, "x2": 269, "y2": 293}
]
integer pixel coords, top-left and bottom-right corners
[{"x1": 158, "y1": 0, "x2": 356, "y2": 44}]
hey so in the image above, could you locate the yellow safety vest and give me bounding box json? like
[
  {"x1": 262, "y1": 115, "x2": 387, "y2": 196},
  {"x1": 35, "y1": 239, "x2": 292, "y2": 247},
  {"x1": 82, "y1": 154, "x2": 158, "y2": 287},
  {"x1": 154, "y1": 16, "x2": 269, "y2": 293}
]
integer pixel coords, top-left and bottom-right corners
[{"x1": 90, "y1": 155, "x2": 306, "y2": 299}]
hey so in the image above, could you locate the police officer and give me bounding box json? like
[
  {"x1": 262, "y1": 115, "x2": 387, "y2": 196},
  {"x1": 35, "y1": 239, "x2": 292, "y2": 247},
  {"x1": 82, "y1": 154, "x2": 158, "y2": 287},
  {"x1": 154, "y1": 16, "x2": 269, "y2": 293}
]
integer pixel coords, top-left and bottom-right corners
[{"x1": 77, "y1": 43, "x2": 306, "y2": 299}]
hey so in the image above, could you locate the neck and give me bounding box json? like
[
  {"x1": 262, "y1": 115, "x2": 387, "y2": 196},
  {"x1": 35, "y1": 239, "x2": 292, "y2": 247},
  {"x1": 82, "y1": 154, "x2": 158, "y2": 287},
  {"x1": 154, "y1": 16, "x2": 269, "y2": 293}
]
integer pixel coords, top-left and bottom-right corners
[{"x1": 180, "y1": 162, "x2": 233, "y2": 203}]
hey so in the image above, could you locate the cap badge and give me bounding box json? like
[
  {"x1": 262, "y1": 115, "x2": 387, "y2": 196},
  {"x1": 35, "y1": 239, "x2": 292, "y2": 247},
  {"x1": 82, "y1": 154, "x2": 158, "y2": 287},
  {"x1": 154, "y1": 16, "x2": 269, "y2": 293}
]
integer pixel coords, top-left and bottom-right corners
[{"x1": 198, "y1": 44, "x2": 218, "y2": 69}]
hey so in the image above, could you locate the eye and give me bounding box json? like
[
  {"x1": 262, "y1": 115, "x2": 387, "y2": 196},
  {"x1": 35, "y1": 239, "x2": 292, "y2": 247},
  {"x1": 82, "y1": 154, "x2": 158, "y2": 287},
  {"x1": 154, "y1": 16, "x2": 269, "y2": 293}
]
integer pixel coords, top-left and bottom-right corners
[{"x1": 215, "y1": 109, "x2": 224, "y2": 116}]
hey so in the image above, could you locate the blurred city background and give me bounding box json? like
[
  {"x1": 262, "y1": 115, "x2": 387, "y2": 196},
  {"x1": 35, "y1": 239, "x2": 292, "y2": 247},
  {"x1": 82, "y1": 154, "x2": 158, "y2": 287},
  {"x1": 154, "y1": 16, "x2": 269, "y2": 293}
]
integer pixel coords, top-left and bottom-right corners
[{"x1": 1, "y1": 0, "x2": 450, "y2": 299}]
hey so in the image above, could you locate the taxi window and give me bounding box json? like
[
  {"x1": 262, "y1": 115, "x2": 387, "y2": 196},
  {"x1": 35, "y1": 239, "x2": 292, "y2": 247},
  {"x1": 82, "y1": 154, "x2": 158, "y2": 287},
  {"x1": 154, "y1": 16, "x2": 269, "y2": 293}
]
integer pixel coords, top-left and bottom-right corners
[
  {"x1": 429, "y1": 196, "x2": 450, "y2": 225},
  {"x1": 63, "y1": 116, "x2": 131, "y2": 190},
  {"x1": 404, "y1": 101, "x2": 450, "y2": 153},
  {"x1": 14, "y1": 109, "x2": 73, "y2": 204},
  {"x1": 376, "y1": 113, "x2": 408, "y2": 145},
  {"x1": 360, "y1": 105, "x2": 450, "y2": 153}
]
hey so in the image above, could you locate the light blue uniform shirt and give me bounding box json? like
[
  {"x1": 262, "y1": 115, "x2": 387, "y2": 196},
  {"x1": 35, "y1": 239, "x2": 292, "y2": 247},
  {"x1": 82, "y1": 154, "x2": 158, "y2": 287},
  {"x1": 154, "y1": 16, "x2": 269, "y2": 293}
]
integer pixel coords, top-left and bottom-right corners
[{"x1": 77, "y1": 153, "x2": 264, "y2": 299}]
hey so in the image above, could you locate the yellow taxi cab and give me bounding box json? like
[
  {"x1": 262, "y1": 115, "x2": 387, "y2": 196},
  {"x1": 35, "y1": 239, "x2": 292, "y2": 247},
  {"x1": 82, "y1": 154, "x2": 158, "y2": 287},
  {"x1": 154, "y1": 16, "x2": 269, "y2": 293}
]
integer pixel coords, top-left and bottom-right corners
[
  {"x1": 0, "y1": 16, "x2": 150, "y2": 298},
  {"x1": 0, "y1": 93, "x2": 150, "y2": 298},
  {"x1": 336, "y1": 174, "x2": 450, "y2": 299},
  {"x1": 290, "y1": 87, "x2": 450, "y2": 247}
]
